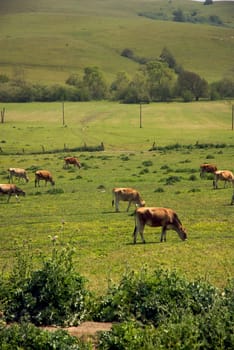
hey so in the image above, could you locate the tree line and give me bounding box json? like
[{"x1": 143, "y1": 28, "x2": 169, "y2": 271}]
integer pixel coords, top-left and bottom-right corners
[{"x1": 0, "y1": 48, "x2": 233, "y2": 103}]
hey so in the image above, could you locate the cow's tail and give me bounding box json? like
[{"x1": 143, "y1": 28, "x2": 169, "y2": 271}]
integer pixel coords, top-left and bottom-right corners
[{"x1": 112, "y1": 199, "x2": 114, "y2": 207}]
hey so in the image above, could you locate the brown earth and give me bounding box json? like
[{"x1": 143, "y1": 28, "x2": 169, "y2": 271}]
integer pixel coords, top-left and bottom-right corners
[{"x1": 42, "y1": 322, "x2": 113, "y2": 348}]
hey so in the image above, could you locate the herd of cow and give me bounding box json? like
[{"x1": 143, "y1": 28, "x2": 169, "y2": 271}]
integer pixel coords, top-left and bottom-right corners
[
  {"x1": 0, "y1": 159, "x2": 233, "y2": 244},
  {"x1": 0, "y1": 157, "x2": 80, "y2": 202}
]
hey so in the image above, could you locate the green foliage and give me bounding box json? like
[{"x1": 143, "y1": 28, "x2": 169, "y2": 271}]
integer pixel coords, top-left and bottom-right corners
[
  {"x1": 1, "y1": 242, "x2": 91, "y2": 326},
  {"x1": 96, "y1": 270, "x2": 234, "y2": 350},
  {"x1": 0, "y1": 322, "x2": 91, "y2": 350},
  {"x1": 93, "y1": 268, "x2": 218, "y2": 324}
]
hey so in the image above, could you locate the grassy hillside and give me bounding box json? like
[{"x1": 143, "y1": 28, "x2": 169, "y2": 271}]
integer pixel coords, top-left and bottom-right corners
[{"x1": 0, "y1": 0, "x2": 233, "y2": 84}]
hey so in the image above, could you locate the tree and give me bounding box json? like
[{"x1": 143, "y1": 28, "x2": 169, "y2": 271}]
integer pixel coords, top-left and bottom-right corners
[
  {"x1": 82, "y1": 66, "x2": 108, "y2": 100},
  {"x1": 122, "y1": 72, "x2": 150, "y2": 104},
  {"x1": 65, "y1": 73, "x2": 80, "y2": 87},
  {"x1": 142, "y1": 60, "x2": 176, "y2": 101},
  {"x1": 110, "y1": 71, "x2": 130, "y2": 101},
  {"x1": 177, "y1": 70, "x2": 208, "y2": 101},
  {"x1": 160, "y1": 47, "x2": 176, "y2": 70},
  {"x1": 204, "y1": 0, "x2": 213, "y2": 5},
  {"x1": 173, "y1": 9, "x2": 185, "y2": 22}
]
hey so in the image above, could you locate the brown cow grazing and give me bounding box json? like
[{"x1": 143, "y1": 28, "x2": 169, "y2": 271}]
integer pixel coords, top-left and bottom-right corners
[
  {"x1": 112, "y1": 187, "x2": 145, "y2": 212},
  {"x1": 8, "y1": 168, "x2": 29, "y2": 183},
  {"x1": 213, "y1": 170, "x2": 234, "y2": 189},
  {"x1": 64, "y1": 157, "x2": 81, "y2": 169},
  {"x1": 0, "y1": 184, "x2": 25, "y2": 203},
  {"x1": 35, "y1": 170, "x2": 55, "y2": 187},
  {"x1": 200, "y1": 163, "x2": 217, "y2": 178},
  {"x1": 133, "y1": 207, "x2": 187, "y2": 243}
]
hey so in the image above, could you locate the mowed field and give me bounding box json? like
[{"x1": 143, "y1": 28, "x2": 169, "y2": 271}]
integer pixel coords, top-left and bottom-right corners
[{"x1": 0, "y1": 101, "x2": 233, "y2": 294}]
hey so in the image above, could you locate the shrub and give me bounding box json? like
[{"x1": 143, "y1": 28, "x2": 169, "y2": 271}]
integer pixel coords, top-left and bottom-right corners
[
  {"x1": 0, "y1": 322, "x2": 91, "y2": 350},
  {"x1": 1, "y1": 242, "x2": 91, "y2": 326},
  {"x1": 93, "y1": 268, "x2": 218, "y2": 326}
]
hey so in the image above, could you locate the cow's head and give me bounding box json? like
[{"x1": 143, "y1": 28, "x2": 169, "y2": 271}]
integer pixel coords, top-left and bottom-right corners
[
  {"x1": 178, "y1": 226, "x2": 187, "y2": 241},
  {"x1": 18, "y1": 189, "x2": 26, "y2": 197}
]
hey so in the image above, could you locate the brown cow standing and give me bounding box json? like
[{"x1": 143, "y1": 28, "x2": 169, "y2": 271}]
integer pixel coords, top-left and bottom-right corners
[
  {"x1": 64, "y1": 157, "x2": 81, "y2": 169},
  {"x1": 213, "y1": 170, "x2": 234, "y2": 189},
  {"x1": 0, "y1": 184, "x2": 26, "y2": 203},
  {"x1": 8, "y1": 168, "x2": 29, "y2": 183},
  {"x1": 200, "y1": 163, "x2": 217, "y2": 178},
  {"x1": 112, "y1": 187, "x2": 145, "y2": 212},
  {"x1": 35, "y1": 170, "x2": 55, "y2": 187},
  {"x1": 133, "y1": 207, "x2": 187, "y2": 243}
]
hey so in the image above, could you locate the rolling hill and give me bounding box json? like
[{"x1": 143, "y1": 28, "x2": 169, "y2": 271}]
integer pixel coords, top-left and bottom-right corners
[{"x1": 0, "y1": 0, "x2": 233, "y2": 84}]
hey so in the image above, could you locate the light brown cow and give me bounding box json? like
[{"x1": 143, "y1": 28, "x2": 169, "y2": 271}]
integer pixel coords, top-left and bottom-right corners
[
  {"x1": 64, "y1": 157, "x2": 81, "y2": 169},
  {"x1": 0, "y1": 184, "x2": 26, "y2": 203},
  {"x1": 8, "y1": 168, "x2": 29, "y2": 183},
  {"x1": 213, "y1": 170, "x2": 234, "y2": 189},
  {"x1": 35, "y1": 170, "x2": 55, "y2": 187},
  {"x1": 200, "y1": 163, "x2": 217, "y2": 178},
  {"x1": 133, "y1": 207, "x2": 187, "y2": 243},
  {"x1": 112, "y1": 187, "x2": 145, "y2": 212}
]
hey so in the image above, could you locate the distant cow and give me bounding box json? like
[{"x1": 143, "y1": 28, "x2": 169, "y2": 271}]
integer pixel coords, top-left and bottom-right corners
[
  {"x1": 213, "y1": 170, "x2": 234, "y2": 189},
  {"x1": 133, "y1": 207, "x2": 187, "y2": 243},
  {"x1": 0, "y1": 184, "x2": 25, "y2": 203},
  {"x1": 8, "y1": 168, "x2": 29, "y2": 183},
  {"x1": 112, "y1": 187, "x2": 145, "y2": 212},
  {"x1": 200, "y1": 163, "x2": 217, "y2": 178},
  {"x1": 64, "y1": 157, "x2": 81, "y2": 169},
  {"x1": 35, "y1": 170, "x2": 55, "y2": 187}
]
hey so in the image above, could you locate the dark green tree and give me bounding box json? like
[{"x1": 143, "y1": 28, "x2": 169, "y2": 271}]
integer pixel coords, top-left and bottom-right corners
[
  {"x1": 160, "y1": 47, "x2": 176, "y2": 70},
  {"x1": 177, "y1": 70, "x2": 208, "y2": 101}
]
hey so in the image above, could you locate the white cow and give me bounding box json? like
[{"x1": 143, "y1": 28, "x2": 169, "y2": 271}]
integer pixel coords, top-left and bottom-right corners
[
  {"x1": 112, "y1": 187, "x2": 145, "y2": 212},
  {"x1": 213, "y1": 170, "x2": 234, "y2": 189},
  {"x1": 8, "y1": 168, "x2": 29, "y2": 183}
]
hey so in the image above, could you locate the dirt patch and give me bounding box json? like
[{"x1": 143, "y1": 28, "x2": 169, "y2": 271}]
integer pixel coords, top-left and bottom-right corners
[{"x1": 42, "y1": 321, "x2": 112, "y2": 346}]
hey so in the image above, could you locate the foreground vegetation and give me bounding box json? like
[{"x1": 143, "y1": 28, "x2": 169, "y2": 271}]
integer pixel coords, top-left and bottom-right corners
[{"x1": 0, "y1": 244, "x2": 233, "y2": 349}]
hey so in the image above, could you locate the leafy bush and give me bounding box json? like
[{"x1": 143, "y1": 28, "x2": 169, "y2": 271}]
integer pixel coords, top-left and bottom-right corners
[
  {"x1": 1, "y1": 242, "x2": 91, "y2": 326},
  {"x1": 96, "y1": 270, "x2": 234, "y2": 350},
  {"x1": 0, "y1": 322, "x2": 92, "y2": 350},
  {"x1": 92, "y1": 268, "x2": 218, "y2": 326}
]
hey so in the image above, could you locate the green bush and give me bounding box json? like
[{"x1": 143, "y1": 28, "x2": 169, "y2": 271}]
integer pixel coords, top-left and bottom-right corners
[
  {"x1": 1, "y1": 242, "x2": 91, "y2": 326},
  {"x1": 93, "y1": 268, "x2": 218, "y2": 326},
  {"x1": 96, "y1": 272, "x2": 234, "y2": 350},
  {"x1": 0, "y1": 322, "x2": 92, "y2": 350}
]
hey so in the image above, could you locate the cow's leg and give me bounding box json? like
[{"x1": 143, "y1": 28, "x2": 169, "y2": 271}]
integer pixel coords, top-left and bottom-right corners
[
  {"x1": 160, "y1": 227, "x2": 167, "y2": 242},
  {"x1": 213, "y1": 179, "x2": 218, "y2": 189},
  {"x1": 7, "y1": 194, "x2": 11, "y2": 203},
  {"x1": 115, "y1": 197, "x2": 119, "y2": 212},
  {"x1": 133, "y1": 225, "x2": 138, "y2": 244},
  {"x1": 139, "y1": 229, "x2": 145, "y2": 244},
  {"x1": 126, "y1": 200, "x2": 132, "y2": 212}
]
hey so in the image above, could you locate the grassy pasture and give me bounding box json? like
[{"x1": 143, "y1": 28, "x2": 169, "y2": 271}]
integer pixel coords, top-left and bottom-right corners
[
  {"x1": 0, "y1": 0, "x2": 233, "y2": 83},
  {"x1": 0, "y1": 101, "x2": 233, "y2": 294}
]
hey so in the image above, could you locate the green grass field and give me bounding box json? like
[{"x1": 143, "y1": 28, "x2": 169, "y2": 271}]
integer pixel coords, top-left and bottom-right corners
[
  {"x1": 0, "y1": 101, "x2": 233, "y2": 294},
  {"x1": 0, "y1": 0, "x2": 233, "y2": 84}
]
